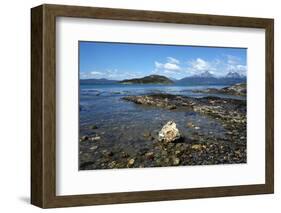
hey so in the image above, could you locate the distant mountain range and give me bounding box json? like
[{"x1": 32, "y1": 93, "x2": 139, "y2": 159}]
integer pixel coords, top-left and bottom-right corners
[
  {"x1": 80, "y1": 71, "x2": 246, "y2": 85},
  {"x1": 225, "y1": 71, "x2": 244, "y2": 78},
  {"x1": 192, "y1": 70, "x2": 215, "y2": 78},
  {"x1": 80, "y1": 78, "x2": 117, "y2": 84},
  {"x1": 176, "y1": 71, "x2": 246, "y2": 85}
]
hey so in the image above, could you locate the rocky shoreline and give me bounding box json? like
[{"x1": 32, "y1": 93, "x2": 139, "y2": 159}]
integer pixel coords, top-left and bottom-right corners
[
  {"x1": 79, "y1": 91, "x2": 246, "y2": 170},
  {"x1": 192, "y1": 83, "x2": 246, "y2": 96}
]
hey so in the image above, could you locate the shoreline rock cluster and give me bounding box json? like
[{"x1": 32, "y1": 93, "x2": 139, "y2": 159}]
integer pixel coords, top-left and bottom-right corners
[
  {"x1": 80, "y1": 124, "x2": 246, "y2": 169},
  {"x1": 192, "y1": 83, "x2": 246, "y2": 96}
]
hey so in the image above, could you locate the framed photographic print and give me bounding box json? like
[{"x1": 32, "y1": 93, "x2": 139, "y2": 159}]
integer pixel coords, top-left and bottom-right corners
[{"x1": 31, "y1": 4, "x2": 274, "y2": 208}]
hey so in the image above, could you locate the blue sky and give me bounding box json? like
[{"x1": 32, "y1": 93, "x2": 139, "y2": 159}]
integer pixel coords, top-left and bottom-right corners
[{"x1": 79, "y1": 41, "x2": 247, "y2": 80}]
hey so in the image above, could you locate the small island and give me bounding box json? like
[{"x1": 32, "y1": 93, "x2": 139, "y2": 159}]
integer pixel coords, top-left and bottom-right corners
[{"x1": 119, "y1": 75, "x2": 174, "y2": 84}]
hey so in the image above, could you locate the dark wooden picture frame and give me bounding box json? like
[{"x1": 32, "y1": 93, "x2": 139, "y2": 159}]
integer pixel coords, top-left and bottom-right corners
[{"x1": 31, "y1": 4, "x2": 274, "y2": 208}]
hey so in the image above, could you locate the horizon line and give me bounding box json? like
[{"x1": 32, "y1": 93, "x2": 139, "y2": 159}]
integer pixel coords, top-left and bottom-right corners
[{"x1": 80, "y1": 72, "x2": 246, "y2": 81}]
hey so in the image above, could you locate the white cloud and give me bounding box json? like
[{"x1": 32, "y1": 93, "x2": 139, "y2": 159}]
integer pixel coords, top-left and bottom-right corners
[
  {"x1": 167, "y1": 57, "x2": 180, "y2": 64},
  {"x1": 79, "y1": 71, "x2": 104, "y2": 79},
  {"x1": 187, "y1": 58, "x2": 213, "y2": 74},
  {"x1": 186, "y1": 55, "x2": 247, "y2": 77},
  {"x1": 224, "y1": 55, "x2": 247, "y2": 75},
  {"x1": 163, "y1": 62, "x2": 180, "y2": 71},
  {"x1": 80, "y1": 72, "x2": 90, "y2": 78},
  {"x1": 81, "y1": 69, "x2": 146, "y2": 80},
  {"x1": 164, "y1": 70, "x2": 177, "y2": 74},
  {"x1": 154, "y1": 57, "x2": 181, "y2": 73},
  {"x1": 237, "y1": 65, "x2": 247, "y2": 71},
  {"x1": 226, "y1": 64, "x2": 247, "y2": 74},
  {"x1": 154, "y1": 61, "x2": 163, "y2": 69},
  {"x1": 226, "y1": 55, "x2": 240, "y2": 65},
  {"x1": 90, "y1": 71, "x2": 103, "y2": 75}
]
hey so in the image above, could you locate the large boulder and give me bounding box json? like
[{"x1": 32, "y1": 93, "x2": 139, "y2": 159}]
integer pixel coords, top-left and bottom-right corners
[{"x1": 158, "y1": 121, "x2": 181, "y2": 143}]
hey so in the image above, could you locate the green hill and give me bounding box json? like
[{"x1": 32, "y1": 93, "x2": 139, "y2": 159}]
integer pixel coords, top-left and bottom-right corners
[{"x1": 119, "y1": 75, "x2": 173, "y2": 84}]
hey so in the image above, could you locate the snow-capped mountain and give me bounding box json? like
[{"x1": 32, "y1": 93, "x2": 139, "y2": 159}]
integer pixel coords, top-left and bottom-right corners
[
  {"x1": 225, "y1": 71, "x2": 243, "y2": 78},
  {"x1": 193, "y1": 71, "x2": 215, "y2": 78},
  {"x1": 176, "y1": 71, "x2": 246, "y2": 85}
]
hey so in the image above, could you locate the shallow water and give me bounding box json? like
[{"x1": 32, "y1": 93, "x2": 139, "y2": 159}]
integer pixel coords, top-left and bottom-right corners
[{"x1": 79, "y1": 84, "x2": 238, "y2": 150}]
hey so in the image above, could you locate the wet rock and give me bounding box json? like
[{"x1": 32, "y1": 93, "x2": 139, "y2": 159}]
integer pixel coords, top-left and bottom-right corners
[
  {"x1": 234, "y1": 150, "x2": 242, "y2": 157},
  {"x1": 194, "y1": 126, "x2": 200, "y2": 130},
  {"x1": 90, "y1": 145, "x2": 98, "y2": 150},
  {"x1": 167, "y1": 142, "x2": 176, "y2": 149},
  {"x1": 158, "y1": 121, "x2": 181, "y2": 143},
  {"x1": 143, "y1": 131, "x2": 151, "y2": 138},
  {"x1": 175, "y1": 150, "x2": 181, "y2": 156},
  {"x1": 121, "y1": 151, "x2": 129, "y2": 158},
  {"x1": 167, "y1": 105, "x2": 177, "y2": 110},
  {"x1": 186, "y1": 122, "x2": 194, "y2": 128},
  {"x1": 191, "y1": 144, "x2": 202, "y2": 150},
  {"x1": 161, "y1": 150, "x2": 168, "y2": 156},
  {"x1": 91, "y1": 125, "x2": 98, "y2": 130},
  {"x1": 102, "y1": 150, "x2": 114, "y2": 157},
  {"x1": 81, "y1": 136, "x2": 88, "y2": 141},
  {"x1": 151, "y1": 130, "x2": 159, "y2": 138},
  {"x1": 127, "y1": 158, "x2": 135, "y2": 166},
  {"x1": 172, "y1": 157, "x2": 180, "y2": 165},
  {"x1": 91, "y1": 136, "x2": 101, "y2": 141},
  {"x1": 155, "y1": 158, "x2": 162, "y2": 165},
  {"x1": 145, "y1": 152, "x2": 154, "y2": 160},
  {"x1": 175, "y1": 143, "x2": 182, "y2": 149},
  {"x1": 164, "y1": 158, "x2": 170, "y2": 164},
  {"x1": 108, "y1": 161, "x2": 116, "y2": 168},
  {"x1": 148, "y1": 136, "x2": 154, "y2": 141},
  {"x1": 108, "y1": 151, "x2": 114, "y2": 156}
]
